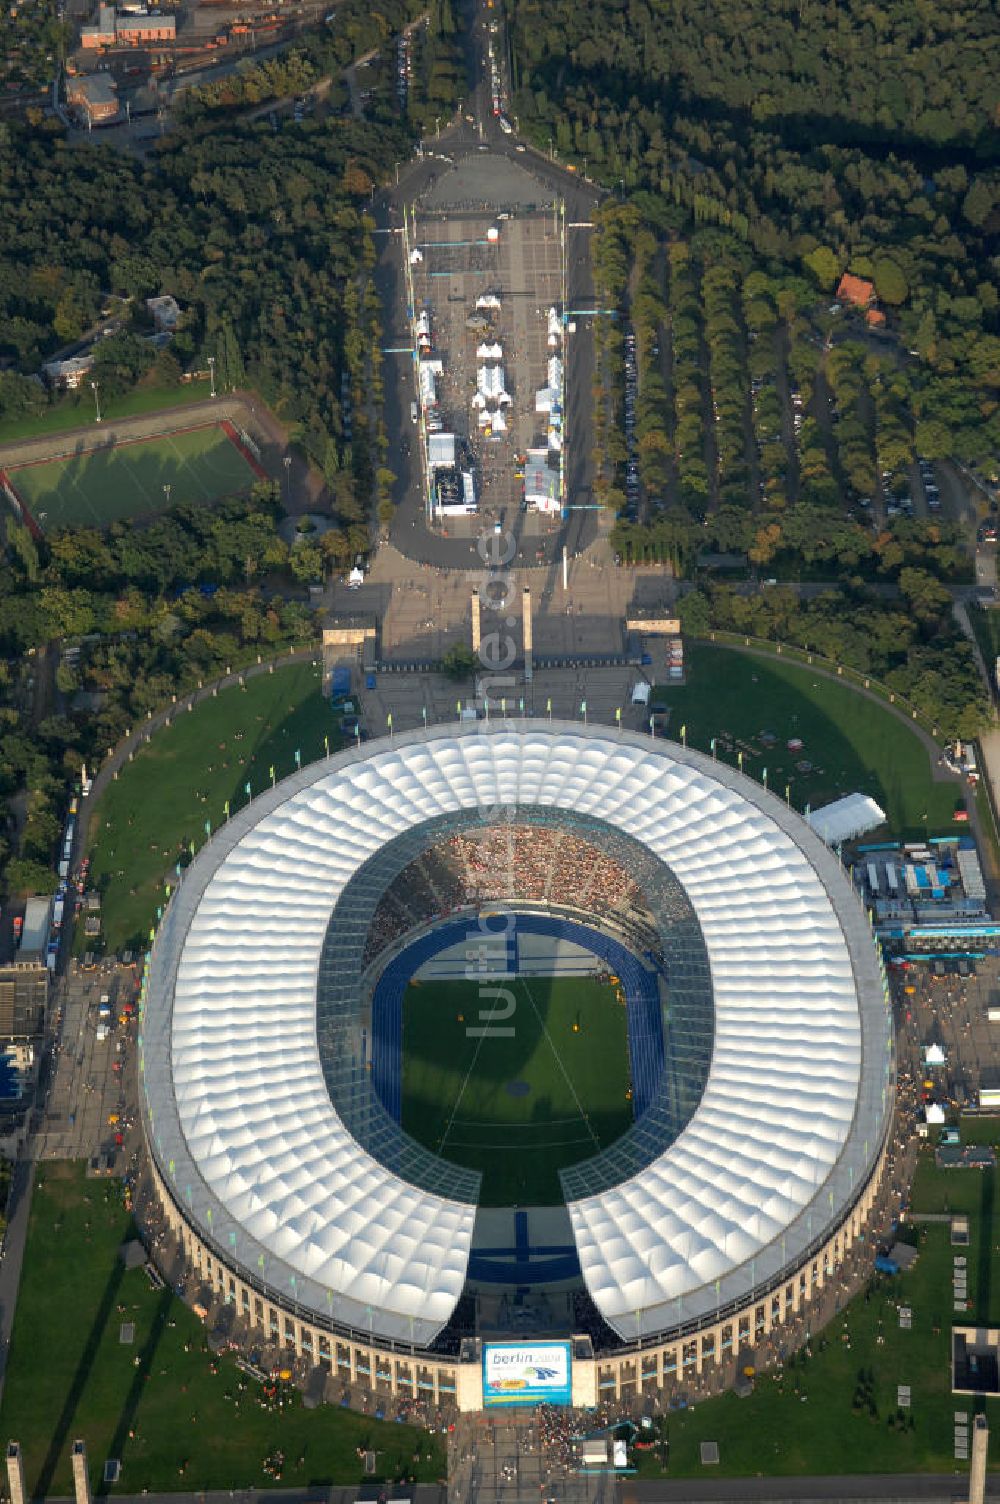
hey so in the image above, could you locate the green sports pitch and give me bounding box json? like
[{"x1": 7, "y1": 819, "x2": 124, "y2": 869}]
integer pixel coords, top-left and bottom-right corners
[
  {"x1": 401, "y1": 975, "x2": 633, "y2": 1206},
  {"x1": 5, "y1": 423, "x2": 260, "y2": 531}
]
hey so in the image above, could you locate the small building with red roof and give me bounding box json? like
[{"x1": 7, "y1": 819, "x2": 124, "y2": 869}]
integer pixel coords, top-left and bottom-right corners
[{"x1": 837, "y1": 273, "x2": 875, "y2": 308}]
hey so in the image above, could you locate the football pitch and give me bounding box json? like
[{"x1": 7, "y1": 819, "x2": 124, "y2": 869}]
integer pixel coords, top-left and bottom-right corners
[
  {"x1": 401, "y1": 975, "x2": 633, "y2": 1205},
  {"x1": 6, "y1": 423, "x2": 260, "y2": 531}
]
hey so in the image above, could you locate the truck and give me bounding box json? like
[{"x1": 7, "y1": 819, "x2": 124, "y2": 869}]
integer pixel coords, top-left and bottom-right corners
[
  {"x1": 18, "y1": 895, "x2": 52, "y2": 960},
  {"x1": 330, "y1": 665, "x2": 352, "y2": 702},
  {"x1": 52, "y1": 895, "x2": 65, "y2": 931}
]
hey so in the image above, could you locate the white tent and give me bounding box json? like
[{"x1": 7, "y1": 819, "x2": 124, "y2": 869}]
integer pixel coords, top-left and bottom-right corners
[
  {"x1": 807, "y1": 792, "x2": 886, "y2": 845},
  {"x1": 476, "y1": 293, "x2": 501, "y2": 310},
  {"x1": 924, "y1": 1043, "x2": 947, "y2": 1066},
  {"x1": 547, "y1": 306, "x2": 562, "y2": 339},
  {"x1": 476, "y1": 342, "x2": 503, "y2": 360},
  {"x1": 428, "y1": 432, "x2": 456, "y2": 471},
  {"x1": 925, "y1": 1102, "x2": 946, "y2": 1124}
]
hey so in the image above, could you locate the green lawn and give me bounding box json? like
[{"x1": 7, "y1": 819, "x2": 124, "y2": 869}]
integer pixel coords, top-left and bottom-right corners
[
  {"x1": 8, "y1": 422, "x2": 258, "y2": 531},
  {"x1": 967, "y1": 602, "x2": 1000, "y2": 676},
  {"x1": 401, "y1": 975, "x2": 632, "y2": 1205},
  {"x1": 634, "y1": 1226, "x2": 984, "y2": 1477},
  {"x1": 658, "y1": 643, "x2": 961, "y2": 836},
  {"x1": 0, "y1": 379, "x2": 212, "y2": 448},
  {"x1": 0, "y1": 1163, "x2": 445, "y2": 1496},
  {"x1": 85, "y1": 662, "x2": 339, "y2": 952}
]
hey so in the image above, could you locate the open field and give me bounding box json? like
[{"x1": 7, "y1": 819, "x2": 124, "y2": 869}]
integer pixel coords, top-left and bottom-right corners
[
  {"x1": 0, "y1": 380, "x2": 212, "y2": 447},
  {"x1": 967, "y1": 602, "x2": 1000, "y2": 677},
  {"x1": 633, "y1": 1135, "x2": 1000, "y2": 1477},
  {"x1": 84, "y1": 662, "x2": 338, "y2": 952},
  {"x1": 0, "y1": 1163, "x2": 445, "y2": 1496},
  {"x1": 658, "y1": 643, "x2": 960, "y2": 837},
  {"x1": 633, "y1": 1226, "x2": 970, "y2": 1476},
  {"x1": 6, "y1": 422, "x2": 260, "y2": 531},
  {"x1": 402, "y1": 975, "x2": 631, "y2": 1205}
]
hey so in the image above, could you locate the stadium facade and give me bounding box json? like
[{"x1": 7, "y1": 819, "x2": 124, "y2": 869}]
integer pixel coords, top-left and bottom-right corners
[{"x1": 141, "y1": 723, "x2": 894, "y2": 1411}]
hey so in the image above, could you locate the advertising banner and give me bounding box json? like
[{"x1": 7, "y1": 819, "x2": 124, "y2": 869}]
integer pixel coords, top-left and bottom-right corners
[{"x1": 482, "y1": 1341, "x2": 572, "y2": 1407}]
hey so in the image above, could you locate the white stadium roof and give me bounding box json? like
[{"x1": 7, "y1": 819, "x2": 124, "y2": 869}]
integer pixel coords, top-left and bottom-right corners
[{"x1": 142, "y1": 724, "x2": 891, "y2": 1347}]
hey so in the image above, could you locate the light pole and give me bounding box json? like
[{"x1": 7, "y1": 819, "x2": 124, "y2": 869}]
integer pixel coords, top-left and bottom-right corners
[
  {"x1": 283, "y1": 455, "x2": 292, "y2": 506},
  {"x1": 548, "y1": 136, "x2": 553, "y2": 160},
  {"x1": 91, "y1": 380, "x2": 101, "y2": 423},
  {"x1": 208, "y1": 355, "x2": 216, "y2": 398},
  {"x1": 163, "y1": 483, "x2": 171, "y2": 509}
]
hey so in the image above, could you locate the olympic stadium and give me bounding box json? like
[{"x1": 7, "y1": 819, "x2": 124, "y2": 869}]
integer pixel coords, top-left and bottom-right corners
[{"x1": 140, "y1": 722, "x2": 894, "y2": 1411}]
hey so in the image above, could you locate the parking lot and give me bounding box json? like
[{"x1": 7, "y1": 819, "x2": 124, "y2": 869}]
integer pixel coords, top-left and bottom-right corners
[{"x1": 410, "y1": 206, "x2": 565, "y2": 540}]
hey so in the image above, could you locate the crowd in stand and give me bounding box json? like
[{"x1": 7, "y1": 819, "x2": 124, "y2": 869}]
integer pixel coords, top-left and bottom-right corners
[{"x1": 361, "y1": 825, "x2": 665, "y2": 967}]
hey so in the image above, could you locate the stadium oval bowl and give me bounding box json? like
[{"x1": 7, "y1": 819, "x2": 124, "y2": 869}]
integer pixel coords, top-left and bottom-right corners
[{"x1": 141, "y1": 722, "x2": 893, "y2": 1384}]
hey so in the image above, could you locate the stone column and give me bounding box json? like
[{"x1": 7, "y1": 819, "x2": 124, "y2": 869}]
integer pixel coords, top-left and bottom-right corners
[
  {"x1": 970, "y1": 1415, "x2": 988, "y2": 1504},
  {"x1": 71, "y1": 1441, "x2": 92, "y2": 1504},
  {"x1": 6, "y1": 1443, "x2": 26, "y2": 1504},
  {"x1": 471, "y1": 590, "x2": 481, "y2": 656}
]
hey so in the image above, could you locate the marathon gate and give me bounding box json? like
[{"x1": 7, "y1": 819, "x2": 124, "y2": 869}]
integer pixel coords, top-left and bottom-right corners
[{"x1": 482, "y1": 1341, "x2": 572, "y2": 1406}]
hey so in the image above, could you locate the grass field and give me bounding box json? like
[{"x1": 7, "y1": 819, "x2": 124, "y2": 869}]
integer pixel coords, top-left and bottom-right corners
[
  {"x1": 0, "y1": 379, "x2": 213, "y2": 448},
  {"x1": 0, "y1": 1163, "x2": 445, "y2": 1496},
  {"x1": 85, "y1": 662, "x2": 339, "y2": 952},
  {"x1": 401, "y1": 975, "x2": 632, "y2": 1205},
  {"x1": 8, "y1": 423, "x2": 259, "y2": 530},
  {"x1": 633, "y1": 1129, "x2": 1000, "y2": 1477},
  {"x1": 658, "y1": 643, "x2": 960, "y2": 837}
]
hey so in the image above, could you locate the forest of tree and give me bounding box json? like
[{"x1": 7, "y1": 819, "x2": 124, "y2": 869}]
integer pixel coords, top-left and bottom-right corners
[{"x1": 509, "y1": 0, "x2": 1000, "y2": 465}]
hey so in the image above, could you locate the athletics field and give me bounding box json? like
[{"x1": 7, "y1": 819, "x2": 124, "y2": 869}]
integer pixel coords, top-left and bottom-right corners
[
  {"x1": 401, "y1": 975, "x2": 633, "y2": 1205},
  {"x1": 3, "y1": 422, "x2": 261, "y2": 531}
]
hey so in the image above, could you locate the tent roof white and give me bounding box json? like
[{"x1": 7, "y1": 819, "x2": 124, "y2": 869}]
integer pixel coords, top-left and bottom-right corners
[
  {"x1": 428, "y1": 432, "x2": 457, "y2": 470},
  {"x1": 807, "y1": 792, "x2": 886, "y2": 845},
  {"x1": 143, "y1": 725, "x2": 888, "y2": 1347}
]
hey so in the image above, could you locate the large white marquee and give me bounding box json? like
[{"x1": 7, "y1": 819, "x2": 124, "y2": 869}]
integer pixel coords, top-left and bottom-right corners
[{"x1": 141, "y1": 723, "x2": 892, "y2": 1346}]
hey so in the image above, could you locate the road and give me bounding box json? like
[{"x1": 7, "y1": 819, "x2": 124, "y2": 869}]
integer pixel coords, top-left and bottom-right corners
[{"x1": 361, "y1": 0, "x2": 605, "y2": 572}]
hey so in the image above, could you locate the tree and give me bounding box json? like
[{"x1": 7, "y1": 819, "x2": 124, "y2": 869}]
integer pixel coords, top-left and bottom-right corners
[
  {"x1": 898, "y1": 567, "x2": 951, "y2": 623},
  {"x1": 962, "y1": 179, "x2": 996, "y2": 229},
  {"x1": 441, "y1": 642, "x2": 476, "y2": 679},
  {"x1": 803, "y1": 245, "x2": 840, "y2": 290},
  {"x1": 5, "y1": 857, "x2": 58, "y2": 895},
  {"x1": 872, "y1": 257, "x2": 908, "y2": 306}
]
